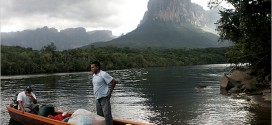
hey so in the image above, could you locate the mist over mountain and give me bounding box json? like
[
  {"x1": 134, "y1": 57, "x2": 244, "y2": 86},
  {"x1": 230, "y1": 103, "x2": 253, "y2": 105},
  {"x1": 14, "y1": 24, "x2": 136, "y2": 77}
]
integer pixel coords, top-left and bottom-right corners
[
  {"x1": 90, "y1": 0, "x2": 228, "y2": 49},
  {"x1": 139, "y1": 1, "x2": 220, "y2": 29},
  {"x1": 1, "y1": 26, "x2": 116, "y2": 50}
]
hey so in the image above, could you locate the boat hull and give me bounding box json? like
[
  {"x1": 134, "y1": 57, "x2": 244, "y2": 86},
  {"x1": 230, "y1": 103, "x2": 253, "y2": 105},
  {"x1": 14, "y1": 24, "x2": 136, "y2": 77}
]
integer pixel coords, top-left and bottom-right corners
[
  {"x1": 7, "y1": 106, "x2": 71, "y2": 125},
  {"x1": 6, "y1": 106, "x2": 153, "y2": 125}
]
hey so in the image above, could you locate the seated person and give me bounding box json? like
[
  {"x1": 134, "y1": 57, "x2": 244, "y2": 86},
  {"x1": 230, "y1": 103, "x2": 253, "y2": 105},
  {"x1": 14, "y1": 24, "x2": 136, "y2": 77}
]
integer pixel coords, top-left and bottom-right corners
[{"x1": 17, "y1": 86, "x2": 39, "y2": 114}]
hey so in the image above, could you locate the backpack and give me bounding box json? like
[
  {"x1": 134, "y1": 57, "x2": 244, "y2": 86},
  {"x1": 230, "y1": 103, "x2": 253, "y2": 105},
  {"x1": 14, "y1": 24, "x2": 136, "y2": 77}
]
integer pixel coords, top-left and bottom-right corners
[{"x1": 10, "y1": 92, "x2": 19, "y2": 109}]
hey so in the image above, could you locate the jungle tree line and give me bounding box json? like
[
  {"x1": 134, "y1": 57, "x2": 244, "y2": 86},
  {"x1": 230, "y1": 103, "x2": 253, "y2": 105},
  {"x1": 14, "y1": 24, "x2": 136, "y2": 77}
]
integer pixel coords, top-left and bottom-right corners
[{"x1": 1, "y1": 44, "x2": 228, "y2": 75}]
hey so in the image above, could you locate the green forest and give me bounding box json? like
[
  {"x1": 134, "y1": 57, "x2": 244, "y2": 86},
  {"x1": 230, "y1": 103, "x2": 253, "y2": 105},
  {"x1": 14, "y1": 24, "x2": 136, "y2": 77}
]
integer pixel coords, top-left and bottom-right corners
[{"x1": 1, "y1": 44, "x2": 228, "y2": 75}]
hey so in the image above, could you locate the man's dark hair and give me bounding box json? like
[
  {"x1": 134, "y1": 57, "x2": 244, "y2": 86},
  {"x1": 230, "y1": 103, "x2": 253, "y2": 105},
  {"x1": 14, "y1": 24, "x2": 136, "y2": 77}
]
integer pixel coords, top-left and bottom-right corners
[
  {"x1": 91, "y1": 61, "x2": 100, "y2": 69},
  {"x1": 25, "y1": 86, "x2": 33, "y2": 92}
]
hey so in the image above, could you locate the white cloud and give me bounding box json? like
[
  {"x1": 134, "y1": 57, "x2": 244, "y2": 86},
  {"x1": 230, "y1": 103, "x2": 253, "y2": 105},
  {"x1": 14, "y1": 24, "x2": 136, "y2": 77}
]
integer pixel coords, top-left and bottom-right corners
[
  {"x1": 1, "y1": 0, "x2": 232, "y2": 36},
  {"x1": 1, "y1": 0, "x2": 149, "y2": 36},
  {"x1": 191, "y1": 0, "x2": 210, "y2": 10}
]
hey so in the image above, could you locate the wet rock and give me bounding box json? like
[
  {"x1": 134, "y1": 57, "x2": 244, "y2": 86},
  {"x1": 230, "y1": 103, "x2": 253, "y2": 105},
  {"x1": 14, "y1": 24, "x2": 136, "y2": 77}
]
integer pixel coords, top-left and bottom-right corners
[
  {"x1": 244, "y1": 69, "x2": 253, "y2": 75},
  {"x1": 220, "y1": 74, "x2": 241, "y2": 91},
  {"x1": 229, "y1": 86, "x2": 241, "y2": 93},
  {"x1": 250, "y1": 95, "x2": 271, "y2": 108},
  {"x1": 262, "y1": 89, "x2": 271, "y2": 101},
  {"x1": 196, "y1": 84, "x2": 207, "y2": 89},
  {"x1": 262, "y1": 93, "x2": 271, "y2": 101},
  {"x1": 230, "y1": 70, "x2": 251, "y2": 82},
  {"x1": 262, "y1": 89, "x2": 271, "y2": 93},
  {"x1": 241, "y1": 78, "x2": 258, "y2": 91},
  {"x1": 220, "y1": 88, "x2": 228, "y2": 96},
  {"x1": 246, "y1": 98, "x2": 251, "y2": 101},
  {"x1": 220, "y1": 69, "x2": 271, "y2": 107}
]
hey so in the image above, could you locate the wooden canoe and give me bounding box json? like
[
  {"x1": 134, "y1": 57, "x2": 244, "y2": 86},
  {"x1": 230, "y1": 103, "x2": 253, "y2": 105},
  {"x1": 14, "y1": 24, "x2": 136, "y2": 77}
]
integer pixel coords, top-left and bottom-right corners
[{"x1": 6, "y1": 106, "x2": 153, "y2": 125}]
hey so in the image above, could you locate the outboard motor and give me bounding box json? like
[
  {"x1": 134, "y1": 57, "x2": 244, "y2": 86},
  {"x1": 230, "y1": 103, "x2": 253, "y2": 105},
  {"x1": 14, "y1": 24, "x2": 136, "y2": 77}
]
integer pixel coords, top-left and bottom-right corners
[{"x1": 10, "y1": 92, "x2": 19, "y2": 109}]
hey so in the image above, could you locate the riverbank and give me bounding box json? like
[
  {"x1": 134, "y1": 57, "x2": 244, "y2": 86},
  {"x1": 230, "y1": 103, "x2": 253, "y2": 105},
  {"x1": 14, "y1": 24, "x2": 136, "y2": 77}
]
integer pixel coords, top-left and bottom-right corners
[{"x1": 220, "y1": 68, "x2": 271, "y2": 108}]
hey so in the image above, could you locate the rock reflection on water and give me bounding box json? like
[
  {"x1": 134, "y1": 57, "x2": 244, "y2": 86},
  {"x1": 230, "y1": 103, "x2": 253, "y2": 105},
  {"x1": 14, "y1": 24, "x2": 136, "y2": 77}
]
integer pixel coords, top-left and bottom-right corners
[{"x1": 1, "y1": 64, "x2": 271, "y2": 125}]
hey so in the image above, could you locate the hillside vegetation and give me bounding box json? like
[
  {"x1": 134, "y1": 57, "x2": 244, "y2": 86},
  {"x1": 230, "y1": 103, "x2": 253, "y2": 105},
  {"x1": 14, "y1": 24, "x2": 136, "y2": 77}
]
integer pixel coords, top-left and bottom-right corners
[{"x1": 91, "y1": 22, "x2": 229, "y2": 49}]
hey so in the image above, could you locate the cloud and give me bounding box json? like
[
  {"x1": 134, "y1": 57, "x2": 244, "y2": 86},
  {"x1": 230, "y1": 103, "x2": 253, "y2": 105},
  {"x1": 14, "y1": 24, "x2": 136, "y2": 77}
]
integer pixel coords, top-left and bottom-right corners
[
  {"x1": 1, "y1": 0, "x2": 148, "y2": 35},
  {"x1": 191, "y1": 0, "x2": 209, "y2": 10}
]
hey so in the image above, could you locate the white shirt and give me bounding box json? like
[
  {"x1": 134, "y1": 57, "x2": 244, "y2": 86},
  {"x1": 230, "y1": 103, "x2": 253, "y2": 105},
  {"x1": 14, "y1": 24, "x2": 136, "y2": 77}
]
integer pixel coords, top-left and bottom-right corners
[
  {"x1": 92, "y1": 70, "x2": 113, "y2": 99},
  {"x1": 17, "y1": 91, "x2": 36, "y2": 108}
]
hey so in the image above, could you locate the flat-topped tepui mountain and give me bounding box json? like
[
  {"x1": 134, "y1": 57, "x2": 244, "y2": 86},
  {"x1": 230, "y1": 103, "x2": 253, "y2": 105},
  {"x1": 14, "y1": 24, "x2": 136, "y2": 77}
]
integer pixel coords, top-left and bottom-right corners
[
  {"x1": 1, "y1": 26, "x2": 116, "y2": 50},
  {"x1": 89, "y1": 0, "x2": 229, "y2": 49},
  {"x1": 1, "y1": 0, "x2": 229, "y2": 50}
]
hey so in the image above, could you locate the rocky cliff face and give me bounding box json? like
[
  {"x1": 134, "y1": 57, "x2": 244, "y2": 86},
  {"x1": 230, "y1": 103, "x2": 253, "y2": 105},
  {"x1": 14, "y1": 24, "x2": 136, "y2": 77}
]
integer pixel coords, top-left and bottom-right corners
[
  {"x1": 140, "y1": 0, "x2": 219, "y2": 31},
  {"x1": 90, "y1": 0, "x2": 228, "y2": 49}
]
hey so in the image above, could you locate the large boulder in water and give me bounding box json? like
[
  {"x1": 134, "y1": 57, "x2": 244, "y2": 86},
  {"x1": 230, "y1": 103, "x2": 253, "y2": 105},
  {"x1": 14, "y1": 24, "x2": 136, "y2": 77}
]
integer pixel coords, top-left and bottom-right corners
[
  {"x1": 220, "y1": 74, "x2": 241, "y2": 90},
  {"x1": 241, "y1": 78, "x2": 258, "y2": 91},
  {"x1": 220, "y1": 69, "x2": 260, "y2": 94},
  {"x1": 230, "y1": 70, "x2": 251, "y2": 82}
]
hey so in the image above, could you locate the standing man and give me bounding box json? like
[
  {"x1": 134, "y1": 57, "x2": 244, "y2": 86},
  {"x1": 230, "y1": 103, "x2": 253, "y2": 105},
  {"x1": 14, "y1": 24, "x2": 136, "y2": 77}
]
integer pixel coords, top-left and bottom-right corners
[
  {"x1": 17, "y1": 86, "x2": 39, "y2": 114},
  {"x1": 90, "y1": 61, "x2": 117, "y2": 125}
]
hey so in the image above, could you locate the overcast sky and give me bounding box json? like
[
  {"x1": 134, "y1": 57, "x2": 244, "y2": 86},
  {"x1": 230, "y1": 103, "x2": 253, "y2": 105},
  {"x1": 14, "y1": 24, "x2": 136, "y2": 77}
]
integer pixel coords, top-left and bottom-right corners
[{"x1": 1, "y1": 0, "x2": 214, "y2": 36}]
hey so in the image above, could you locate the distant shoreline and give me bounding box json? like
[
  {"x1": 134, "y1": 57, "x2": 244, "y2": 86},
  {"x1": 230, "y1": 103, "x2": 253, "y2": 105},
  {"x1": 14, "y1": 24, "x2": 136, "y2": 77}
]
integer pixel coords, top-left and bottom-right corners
[
  {"x1": 1, "y1": 64, "x2": 230, "y2": 79},
  {"x1": 0, "y1": 71, "x2": 89, "y2": 80},
  {"x1": 1, "y1": 45, "x2": 228, "y2": 76}
]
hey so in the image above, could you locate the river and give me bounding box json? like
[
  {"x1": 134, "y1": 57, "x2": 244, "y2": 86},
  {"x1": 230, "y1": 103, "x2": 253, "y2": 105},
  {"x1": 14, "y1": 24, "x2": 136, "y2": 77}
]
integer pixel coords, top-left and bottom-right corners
[{"x1": 1, "y1": 64, "x2": 271, "y2": 125}]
